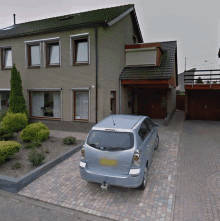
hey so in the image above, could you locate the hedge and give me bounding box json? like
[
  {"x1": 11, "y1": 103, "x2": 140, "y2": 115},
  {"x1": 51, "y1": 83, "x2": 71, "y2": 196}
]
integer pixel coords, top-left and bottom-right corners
[{"x1": 0, "y1": 141, "x2": 21, "y2": 164}]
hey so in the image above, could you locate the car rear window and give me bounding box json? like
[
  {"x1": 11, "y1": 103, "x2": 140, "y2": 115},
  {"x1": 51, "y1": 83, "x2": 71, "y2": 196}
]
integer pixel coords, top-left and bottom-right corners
[{"x1": 86, "y1": 130, "x2": 134, "y2": 150}]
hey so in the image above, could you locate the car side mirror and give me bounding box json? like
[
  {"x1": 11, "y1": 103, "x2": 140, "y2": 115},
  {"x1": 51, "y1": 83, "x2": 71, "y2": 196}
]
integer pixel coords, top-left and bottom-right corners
[{"x1": 154, "y1": 123, "x2": 159, "y2": 127}]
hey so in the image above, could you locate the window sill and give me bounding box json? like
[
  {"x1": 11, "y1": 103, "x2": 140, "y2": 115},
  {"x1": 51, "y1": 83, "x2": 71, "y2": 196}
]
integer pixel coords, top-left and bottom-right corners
[
  {"x1": 1, "y1": 67, "x2": 12, "y2": 70},
  {"x1": 28, "y1": 66, "x2": 41, "y2": 69},
  {"x1": 73, "y1": 119, "x2": 89, "y2": 122},
  {"x1": 30, "y1": 117, "x2": 61, "y2": 120},
  {"x1": 73, "y1": 63, "x2": 89, "y2": 66},
  {"x1": 46, "y1": 64, "x2": 60, "y2": 68}
]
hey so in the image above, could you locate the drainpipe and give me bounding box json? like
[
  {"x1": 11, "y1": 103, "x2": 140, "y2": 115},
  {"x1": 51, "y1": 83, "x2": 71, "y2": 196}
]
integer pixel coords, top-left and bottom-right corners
[
  {"x1": 119, "y1": 79, "x2": 121, "y2": 114},
  {"x1": 95, "y1": 27, "x2": 98, "y2": 123}
]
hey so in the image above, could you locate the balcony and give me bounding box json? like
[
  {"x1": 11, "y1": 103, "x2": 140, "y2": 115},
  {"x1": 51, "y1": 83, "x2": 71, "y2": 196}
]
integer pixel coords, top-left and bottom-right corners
[{"x1": 184, "y1": 69, "x2": 220, "y2": 90}]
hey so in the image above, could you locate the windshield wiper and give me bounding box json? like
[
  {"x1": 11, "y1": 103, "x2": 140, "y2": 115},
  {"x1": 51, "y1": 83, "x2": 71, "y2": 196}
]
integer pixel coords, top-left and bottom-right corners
[{"x1": 88, "y1": 143, "x2": 99, "y2": 149}]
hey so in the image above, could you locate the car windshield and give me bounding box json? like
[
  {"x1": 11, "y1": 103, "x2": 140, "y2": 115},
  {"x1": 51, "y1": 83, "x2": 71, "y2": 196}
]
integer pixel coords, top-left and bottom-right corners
[{"x1": 86, "y1": 130, "x2": 134, "y2": 150}]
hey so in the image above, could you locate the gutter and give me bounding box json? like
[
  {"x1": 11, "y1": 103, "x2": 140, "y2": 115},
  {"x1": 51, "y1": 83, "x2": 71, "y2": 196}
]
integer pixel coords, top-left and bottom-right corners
[{"x1": 95, "y1": 26, "x2": 98, "y2": 123}]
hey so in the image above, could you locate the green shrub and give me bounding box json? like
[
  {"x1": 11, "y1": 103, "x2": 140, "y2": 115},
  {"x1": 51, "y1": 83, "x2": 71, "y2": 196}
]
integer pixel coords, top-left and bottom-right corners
[
  {"x1": 1, "y1": 112, "x2": 28, "y2": 134},
  {"x1": 0, "y1": 110, "x2": 8, "y2": 122},
  {"x1": 33, "y1": 141, "x2": 42, "y2": 147},
  {"x1": 28, "y1": 148, "x2": 46, "y2": 166},
  {"x1": 0, "y1": 126, "x2": 13, "y2": 141},
  {"x1": 24, "y1": 142, "x2": 35, "y2": 149},
  {"x1": 0, "y1": 141, "x2": 21, "y2": 164},
  {"x1": 11, "y1": 162, "x2": 21, "y2": 170},
  {"x1": 20, "y1": 122, "x2": 50, "y2": 142},
  {"x1": 63, "y1": 136, "x2": 76, "y2": 145}
]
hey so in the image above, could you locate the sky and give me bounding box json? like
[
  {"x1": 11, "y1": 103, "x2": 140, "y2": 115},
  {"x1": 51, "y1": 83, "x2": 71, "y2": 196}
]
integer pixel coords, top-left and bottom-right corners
[{"x1": 1, "y1": 0, "x2": 220, "y2": 76}]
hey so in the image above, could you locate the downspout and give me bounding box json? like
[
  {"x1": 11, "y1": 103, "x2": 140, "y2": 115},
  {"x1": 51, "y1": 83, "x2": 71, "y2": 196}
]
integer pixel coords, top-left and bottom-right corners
[
  {"x1": 119, "y1": 79, "x2": 121, "y2": 114},
  {"x1": 95, "y1": 26, "x2": 98, "y2": 123}
]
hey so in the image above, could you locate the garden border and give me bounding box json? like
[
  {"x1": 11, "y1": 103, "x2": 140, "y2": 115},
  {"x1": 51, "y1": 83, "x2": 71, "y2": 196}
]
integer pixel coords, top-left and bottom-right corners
[{"x1": 0, "y1": 142, "x2": 84, "y2": 193}]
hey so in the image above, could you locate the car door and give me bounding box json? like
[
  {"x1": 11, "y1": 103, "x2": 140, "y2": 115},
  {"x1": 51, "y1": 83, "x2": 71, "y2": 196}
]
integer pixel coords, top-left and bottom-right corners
[
  {"x1": 144, "y1": 118, "x2": 156, "y2": 165},
  {"x1": 145, "y1": 118, "x2": 157, "y2": 149},
  {"x1": 138, "y1": 121, "x2": 151, "y2": 166}
]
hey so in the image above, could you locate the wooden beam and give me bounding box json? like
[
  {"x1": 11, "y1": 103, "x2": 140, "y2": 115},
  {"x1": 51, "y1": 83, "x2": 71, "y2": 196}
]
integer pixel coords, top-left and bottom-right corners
[{"x1": 121, "y1": 79, "x2": 169, "y2": 85}]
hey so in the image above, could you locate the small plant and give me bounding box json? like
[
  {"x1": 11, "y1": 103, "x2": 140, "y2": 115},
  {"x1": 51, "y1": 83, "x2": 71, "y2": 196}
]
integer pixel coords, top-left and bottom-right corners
[
  {"x1": 0, "y1": 110, "x2": 8, "y2": 122},
  {"x1": 0, "y1": 141, "x2": 21, "y2": 164},
  {"x1": 20, "y1": 122, "x2": 50, "y2": 142},
  {"x1": 0, "y1": 126, "x2": 13, "y2": 141},
  {"x1": 24, "y1": 142, "x2": 35, "y2": 149},
  {"x1": 28, "y1": 148, "x2": 46, "y2": 166},
  {"x1": 33, "y1": 141, "x2": 42, "y2": 147},
  {"x1": 42, "y1": 148, "x2": 50, "y2": 154},
  {"x1": 63, "y1": 136, "x2": 76, "y2": 145},
  {"x1": 11, "y1": 162, "x2": 21, "y2": 170}
]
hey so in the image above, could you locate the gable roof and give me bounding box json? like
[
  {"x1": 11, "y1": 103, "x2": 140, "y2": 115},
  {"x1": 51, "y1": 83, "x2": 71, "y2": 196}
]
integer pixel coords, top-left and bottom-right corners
[
  {"x1": 0, "y1": 4, "x2": 143, "y2": 42},
  {"x1": 119, "y1": 41, "x2": 177, "y2": 80}
]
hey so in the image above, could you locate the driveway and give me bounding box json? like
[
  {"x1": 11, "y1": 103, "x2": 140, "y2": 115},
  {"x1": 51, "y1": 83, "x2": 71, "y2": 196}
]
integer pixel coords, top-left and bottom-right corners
[
  {"x1": 173, "y1": 120, "x2": 220, "y2": 221},
  {"x1": 18, "y1": 111, "x2": 184, "y2": 221}
]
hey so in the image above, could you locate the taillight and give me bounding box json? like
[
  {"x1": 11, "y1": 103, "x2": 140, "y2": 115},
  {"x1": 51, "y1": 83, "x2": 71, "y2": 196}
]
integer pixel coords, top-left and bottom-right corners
[
  {"x1": 132, "y1": 150, "x2": 141, "y2": 166},
  {"x1": 81, "y1": 148, "x2": 85, "y2": 160}
]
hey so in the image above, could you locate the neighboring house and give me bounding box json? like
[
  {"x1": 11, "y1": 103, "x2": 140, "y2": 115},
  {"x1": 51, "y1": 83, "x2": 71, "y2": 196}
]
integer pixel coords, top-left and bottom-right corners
[
  {"x1": 0, "y1": 4, "x2": 178, "y2": 125},
  {"x1": 176, "y1": 68, "x2": 196, "y2": 93},
  {"x1": 120, "y1": 41, "x2": 178, "y2": 125}
]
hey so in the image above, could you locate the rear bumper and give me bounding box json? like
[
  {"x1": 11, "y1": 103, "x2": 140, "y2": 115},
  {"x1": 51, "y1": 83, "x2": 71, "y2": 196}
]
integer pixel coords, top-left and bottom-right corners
[{"x1": 79, "y1": 163, "x2": 143, "y2": 188}]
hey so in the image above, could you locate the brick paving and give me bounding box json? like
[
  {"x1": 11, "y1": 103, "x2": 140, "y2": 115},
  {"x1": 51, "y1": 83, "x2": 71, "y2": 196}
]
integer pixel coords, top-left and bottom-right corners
[
  {"x1": 18, "y1": 112, "x2": 184, "y2": 221},
  {"x1": 173, "y1": 120, "x2": 220, "y2": 221}
]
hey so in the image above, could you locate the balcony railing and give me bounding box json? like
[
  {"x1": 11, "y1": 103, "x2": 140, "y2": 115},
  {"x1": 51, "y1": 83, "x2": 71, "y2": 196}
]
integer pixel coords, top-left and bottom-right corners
[{"x1": 184, "y1": 69, "x2": 220, "y2": 85}]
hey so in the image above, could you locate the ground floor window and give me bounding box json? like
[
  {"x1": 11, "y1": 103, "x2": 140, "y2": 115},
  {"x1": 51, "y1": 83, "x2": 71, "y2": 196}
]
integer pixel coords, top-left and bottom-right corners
[
  {"x1": 74, "y1": 91, "x2": 89, "y2": 120},
  {"x1": 0, "y1": 91, "x2": 10, "y2": 112},
  {"x1": 30, "y1": 91, "x2": 60, "y2": 118},
  {"x1": 110, "y1": 91, "x2": 116, "y2": 114}
]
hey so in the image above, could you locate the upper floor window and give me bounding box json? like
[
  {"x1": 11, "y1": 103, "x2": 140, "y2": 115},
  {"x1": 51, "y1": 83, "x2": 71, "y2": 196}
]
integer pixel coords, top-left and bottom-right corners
[
  {"x1": 28, "y1": 44, "x2": 40, "y2": 67},
  {"x1": 46, "y1": 41, "x2": 60, "y2": 66},
  {"x1": 70, "y1": 33, "x2": 89, "y2": 65},
  {"x1": 1, "y1": 47, "x2": 12, "y2": 69}
]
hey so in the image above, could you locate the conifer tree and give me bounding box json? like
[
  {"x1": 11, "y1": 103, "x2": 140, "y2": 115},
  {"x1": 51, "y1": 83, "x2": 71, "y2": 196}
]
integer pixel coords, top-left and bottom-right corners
[{"x1": 9, "y1": 64, "x2": 29, "y2": 118}]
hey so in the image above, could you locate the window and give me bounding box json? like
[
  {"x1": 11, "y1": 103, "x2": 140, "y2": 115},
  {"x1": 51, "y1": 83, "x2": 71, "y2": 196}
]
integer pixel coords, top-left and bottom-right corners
[
  {"x1": 145, "y1": 118, "x2": 154, "y2": 131},
  {"x1": 0, "y1": 91, "x2": 10, "y2": 112},
  {"x1": 74, "y1": 91, "x2": 89, "y2": 120},
  {"x1": 30, "y1": 91, "x2": 61, "y2": 118},
  {"x1": 71, "y1": 34, "x2": 89, "y2": 65},
  {"x1": 46, "y1": 42, "x2": 60, "y2": 66},
  {"x1": 1, "y1": 47, "x2": 12, "y2": 69},
  {"x1": 138, "y1": 121, "x2": 150, "y2": 141},
  {"x1": 110, "y1": 91, "x2": 116, "y2": 114},
  {"x1": 27, "y1": 44, "x2": 40, "y2": 67}
]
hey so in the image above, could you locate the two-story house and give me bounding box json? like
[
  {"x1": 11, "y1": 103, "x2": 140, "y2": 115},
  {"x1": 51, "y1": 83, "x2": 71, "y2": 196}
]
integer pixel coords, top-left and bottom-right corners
[{"x1": 0, "y1": 4, "x2": 177, "y2": 126}]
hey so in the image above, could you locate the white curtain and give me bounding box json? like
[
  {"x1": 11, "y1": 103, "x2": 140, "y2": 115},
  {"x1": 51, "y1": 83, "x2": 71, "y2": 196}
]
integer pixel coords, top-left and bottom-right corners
[
  {"x1": 50, "y1": 45, "x2": 59, "y2": 64},
  {"x1": 5, "y1": 50, "x2": 12, "y2": 67},
  {"x1": 53, "y1": 92, "x2": 60, "y2": 118},
  {"x1": 31, "y1": 45, "x2": 40, "y2": 65},
  {"x1": 75, "y1": 92, "x2": 88, "y2": 119},
  {"x1": 32, "y1": 92, "x2": 44, "y2": 117},
  {"x1": 76, "y1": 42, "x2": 88, "y2": 62}
]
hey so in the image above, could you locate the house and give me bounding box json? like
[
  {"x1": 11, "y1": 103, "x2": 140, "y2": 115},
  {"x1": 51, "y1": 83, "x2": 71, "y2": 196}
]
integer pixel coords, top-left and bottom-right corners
[
  {"x1": 176, "y1": 68, "x2": 196, "y2": 93},
  {"x1": 0, "y1": 4, "x2": 177, "y2": 126},
  {"x1": 120, "y1": 41, "x2": 178, "y2": 125}
]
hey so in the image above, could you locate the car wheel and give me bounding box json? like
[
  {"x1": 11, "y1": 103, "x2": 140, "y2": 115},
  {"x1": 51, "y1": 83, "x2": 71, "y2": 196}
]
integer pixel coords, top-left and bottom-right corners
[
  {"x1": 139, "y1": 166, "x2": 148, "y2": 190},
  {"x1": 154, "y1": 135, "x2": 159, "y2": 151}
]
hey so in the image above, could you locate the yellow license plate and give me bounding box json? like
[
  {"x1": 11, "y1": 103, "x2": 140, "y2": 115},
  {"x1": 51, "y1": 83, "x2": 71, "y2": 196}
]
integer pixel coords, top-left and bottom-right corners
[{"x1": 100, "y1": 159, "x2": 117, "y2": 166}]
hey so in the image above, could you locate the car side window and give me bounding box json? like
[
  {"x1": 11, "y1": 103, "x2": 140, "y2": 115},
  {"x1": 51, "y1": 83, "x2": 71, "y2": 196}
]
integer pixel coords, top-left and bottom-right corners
[
  {"x1": 145, "y1": 118, "x2": 154, "y2": 131},
  {"x1": 138, "y1": 121, "x2": 150, "y2": 141}
]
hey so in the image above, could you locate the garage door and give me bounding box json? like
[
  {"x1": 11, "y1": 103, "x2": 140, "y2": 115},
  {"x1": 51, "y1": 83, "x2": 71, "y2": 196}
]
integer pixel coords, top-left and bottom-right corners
[
  {"x1": 137, "y1": 90, "x2": 167, "y2": 119},
  {"x1": 188, "y1": 90, "x2": 220, "y2": 121}
]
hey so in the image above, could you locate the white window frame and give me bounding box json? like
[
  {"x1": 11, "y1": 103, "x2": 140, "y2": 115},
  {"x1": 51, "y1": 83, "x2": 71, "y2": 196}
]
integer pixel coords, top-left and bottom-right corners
[
  {"x1": 24, "y1": 37, "x2": 61, "y2": 68},
  {"x1": 70, "y1": 33, "x2": 90, "y2": 66},
  {"x1": 71, "y1": 87, "x2": 90, "y2": 121},
  {"x1": 0, "y1": 46, "x2": 12, "y2": 69}
]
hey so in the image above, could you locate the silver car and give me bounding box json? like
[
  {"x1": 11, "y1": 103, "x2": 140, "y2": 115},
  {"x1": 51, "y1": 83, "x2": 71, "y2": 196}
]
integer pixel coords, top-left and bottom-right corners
[{"x1": 79, "y1": 115, "x2": 159, "y2": 190}]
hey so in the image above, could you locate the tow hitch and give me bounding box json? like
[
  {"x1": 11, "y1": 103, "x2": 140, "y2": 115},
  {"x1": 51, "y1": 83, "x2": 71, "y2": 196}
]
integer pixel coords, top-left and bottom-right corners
[{"x1": 101, "y1": 181, "x2": 109, "y2": 191}]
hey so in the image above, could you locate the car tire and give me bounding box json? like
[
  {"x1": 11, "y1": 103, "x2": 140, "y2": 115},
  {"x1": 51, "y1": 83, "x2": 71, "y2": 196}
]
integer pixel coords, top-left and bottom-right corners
[
  {"x1": 139, "y1": 166, "x2": 148, "y2": 190},
  {"x1": 154, "y1": 135, "x2": 159, "y2": 151}
]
